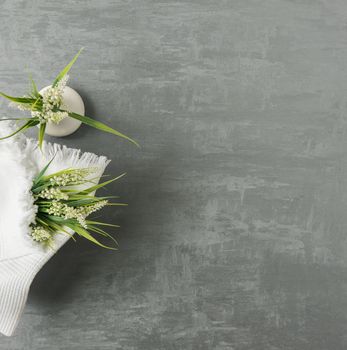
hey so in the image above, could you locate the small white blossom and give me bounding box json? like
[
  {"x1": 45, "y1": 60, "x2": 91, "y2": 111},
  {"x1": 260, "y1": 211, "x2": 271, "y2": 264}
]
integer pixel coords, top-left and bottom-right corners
[
  {"x1": 42, "y1": 75, "x2": 69, "y2": 110},
  {"x1": 31, "y1": 225, "x2": 51, "y2": 242},
  {"x1": 79, "y1": 200, "x2": 108, "y2": 217},
  {"x1": 63, "y1": 205, "x2": 78, "y2": 219},
  {"x1": 38, "y1": 187, "x2": 68, "y2": 200},
  {"x1": 76, "y1": 215, "x2": 88, "y2": 228},
  {"x1": 32, "y1": 110, "x2": 68, "y2": 124},
  {"x1": 30, "y1": 75, "x2": 70, "y2": 124},
  {"x1": 9, "y1": 76, "x2": 70, "y2": 124},
  {"x1": 56, "y1": 75, "x2": 69, "y2": 93},
  {"x1": 49, "y1": 168, "x2": 96, "y2": 186},
  {"x1": 47, "y1": 199, "x2": 108, "y2": 229},
  {"x1": 47, "y1": 200, "x2": 65, "y2": 216}
]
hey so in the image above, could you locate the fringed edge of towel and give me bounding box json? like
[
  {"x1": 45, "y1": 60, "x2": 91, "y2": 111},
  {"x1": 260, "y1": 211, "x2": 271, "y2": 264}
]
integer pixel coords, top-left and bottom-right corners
[{"x1": 38, "y1": 141, "x2": 111, "y2": 173}]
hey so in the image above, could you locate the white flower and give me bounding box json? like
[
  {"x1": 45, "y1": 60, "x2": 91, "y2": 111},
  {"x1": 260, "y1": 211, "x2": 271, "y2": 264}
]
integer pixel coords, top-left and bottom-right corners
[
  {"x1": 42, "y1": 75, "x2": 69, "y2": 110},
  {"x1": 74, "y1": 200, "x2": 108, "y2": 227},
  {"x1": 38, "y1": 187, "x2": 69, "y2": 200},
  {"x1": 30, "y1": 75, "x2": 70, "y2": 124},
  {"x1": 79, "y1": 200, "x2": 108, "y2": 217},
  {"x1": 47, "y1": 200, "x2": 65, "y2": 216},
  {"x1": 76, "y1": 214, "x2": 87, "y2": 228},
  {"x1": 63, "y1": 205, "x2": 78, "y2": 219},
  {"x1": 49, "y1": 168, "x2": 96, "y2": 186},
  {"x1": 32, "y1": 110, "x2": 68, "y2": 124},
  {"x1": 30, "y1": 225, "x2": 52, "y2": 242},
  {"x1": 10, "y1": 75, "x2": 70, "y2": 125},
  {"x1": 47, "y1": 199, "x2": 108, "y2": 229},
  {"x1": 56, "y1": 75, "x2": 69, "y2": 93}
]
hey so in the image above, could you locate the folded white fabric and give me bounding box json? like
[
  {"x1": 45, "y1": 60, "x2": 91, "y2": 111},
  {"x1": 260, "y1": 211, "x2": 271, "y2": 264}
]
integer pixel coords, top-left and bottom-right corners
[{"x1": 0, "y1": 123, "x2": 109, "y2": 336}]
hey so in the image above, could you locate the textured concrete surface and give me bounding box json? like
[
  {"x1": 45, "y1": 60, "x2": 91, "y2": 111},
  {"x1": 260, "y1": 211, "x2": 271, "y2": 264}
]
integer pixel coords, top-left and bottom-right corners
[{"x1": 1, "y1": 0, "x2": 347, "y2": 349}]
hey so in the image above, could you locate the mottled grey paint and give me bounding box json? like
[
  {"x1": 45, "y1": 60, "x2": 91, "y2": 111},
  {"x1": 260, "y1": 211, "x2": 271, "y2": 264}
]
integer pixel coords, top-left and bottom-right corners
[{"x1": 0, "y1": 0, "x2": 347, "y2": 349}]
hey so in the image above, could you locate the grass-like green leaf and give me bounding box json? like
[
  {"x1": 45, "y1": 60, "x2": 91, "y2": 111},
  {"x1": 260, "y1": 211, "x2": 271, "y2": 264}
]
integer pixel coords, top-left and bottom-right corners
[
  {"x1": 78, "y1": 173, "x2": 126, "y2": 195},
  {"x1": 31, "y1": 183, "x2": 52, "y2": 194},
  {"x1": 38, "y1": 123, "x2": 46, "y2": 150},
  {"x1": 64, "y1": 222, "x2": 117, "y2": 250},
  {"x1": 85, "y1": 220, "x2": 120, "y2": 228},
  {"x1": 29, "y1": 73, "x2": 40, "y2": 98},
  {"x1": 39, "y1": 216, "x2": 76, "y2": 242},
  {"x1": 42, "y1": 168, "x2": 74, "y2": 180},
  {"x1": 31, "y1": 96, "x2": 42, "y2": 111},
  {"x1": 0, "y1": 92, "x2": 36, "y2": 105},
  {"x1": 31, "y1": 161, "x2": 124, "y2": 249},
  {"x1": 68, "y1": 111, "x2": 139, "y2": 147},
  {"x1": 52, "y1": 48, "x2": 83, "y2": 87},
  {"x1": 32, "y1": 157, "x2": 55, "y2": 187},
  {"x1": 65, "y1": 198, "x2": 105, "y2": 207},
  {"x1": 0, "y1": 119, "x2": 39, "y2": 140},
  {"x1": 87, "y1": 225, "x2": 118, "y2": 246},
  {"x1": 0, "y1": 117, "x2": 34, "y2": 121}
]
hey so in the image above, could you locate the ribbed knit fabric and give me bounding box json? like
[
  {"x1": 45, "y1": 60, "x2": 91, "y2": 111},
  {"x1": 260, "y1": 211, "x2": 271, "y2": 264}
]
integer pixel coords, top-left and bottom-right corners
[
  {"x1": 0, "y1": 254, "x2": 42, "y2": 336},
  {"x1": 0, "y1": 122, "x2": 110, "y2": 336}
]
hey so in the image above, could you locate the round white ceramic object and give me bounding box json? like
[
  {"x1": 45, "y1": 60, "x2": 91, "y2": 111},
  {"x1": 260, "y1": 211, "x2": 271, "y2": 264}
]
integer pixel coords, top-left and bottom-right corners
[{"x1": 37, "y1": 86, "x2": 85, "y2": 137}]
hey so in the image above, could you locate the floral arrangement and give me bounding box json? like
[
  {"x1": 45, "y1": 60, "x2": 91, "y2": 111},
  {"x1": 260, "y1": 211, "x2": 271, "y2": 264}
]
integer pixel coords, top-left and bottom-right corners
[
  {"x1": 0, "y1": 51, "x2": 137, "y2": 337},
  {"x1": 0, "y1": 49, "x2": 138, "y2": 148},
  {"x1": 30, "y1": 159, "x2": 125, "y2": 249}
]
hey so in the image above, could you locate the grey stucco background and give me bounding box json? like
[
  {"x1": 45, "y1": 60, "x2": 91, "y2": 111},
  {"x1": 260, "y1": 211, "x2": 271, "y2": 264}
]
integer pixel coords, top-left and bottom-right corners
[{"x1": 1, "y1": 0, "x2": 347, "y2": 349}]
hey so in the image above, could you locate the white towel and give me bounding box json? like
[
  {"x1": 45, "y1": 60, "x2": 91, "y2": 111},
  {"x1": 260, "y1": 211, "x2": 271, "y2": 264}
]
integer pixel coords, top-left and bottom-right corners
[{"x1": 0, "y1": 123, "x2": 110, "y2": 336}]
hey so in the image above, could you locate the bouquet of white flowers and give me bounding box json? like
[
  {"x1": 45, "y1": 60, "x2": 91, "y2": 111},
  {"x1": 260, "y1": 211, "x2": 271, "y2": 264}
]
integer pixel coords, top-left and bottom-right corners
[{"x1": 30, "y1": 160, "x2": 125, "y2": 249}]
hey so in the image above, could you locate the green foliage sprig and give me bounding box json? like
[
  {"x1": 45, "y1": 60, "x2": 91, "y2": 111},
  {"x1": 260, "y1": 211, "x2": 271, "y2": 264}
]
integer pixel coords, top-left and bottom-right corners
[
  {"x1": 0, "y1": 49, "x2": 139, "y2": 148},
  {"x1": 30, "y1": 159, "x2": 126, "y2": 249}
]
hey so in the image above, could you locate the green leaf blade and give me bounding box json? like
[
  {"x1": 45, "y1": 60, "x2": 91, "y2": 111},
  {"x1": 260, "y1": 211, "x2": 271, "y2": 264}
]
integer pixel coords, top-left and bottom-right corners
[
  {"x1": 29, "y1": 73, "x2": 40, "y2": 98},
  {"x1": 68, "y1": 112, "x2": 139, "y2": 147},
  {"x1": 0, "y1": 92, "x2": 36, "y2": 105},
  {"x1": 52, "y1": 48, "x2": 83, "y2": 87},
  {"x1": 0, "y1": 119, "x2": 39, "y2": 140},
  {"x1": 65, "y1": 222, "x2": 117, "y2": 250},
  {"x1": 78, "y1": 173, "x2": 126, "y2": 195},
  {"x1": 38, "y1": 123, "x2": 46, "y2": 150},
  {"x1": 32, "y1": 156, "x2": 55, "y2": 187}
]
